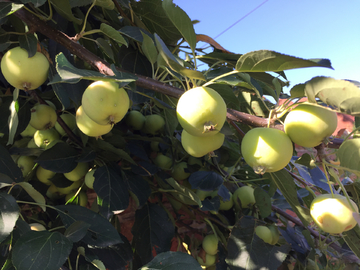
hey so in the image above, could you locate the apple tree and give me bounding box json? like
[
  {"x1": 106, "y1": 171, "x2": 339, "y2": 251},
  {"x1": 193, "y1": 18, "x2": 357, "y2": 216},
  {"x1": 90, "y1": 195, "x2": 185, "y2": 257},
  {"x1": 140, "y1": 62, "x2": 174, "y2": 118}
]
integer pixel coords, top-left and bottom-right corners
[{"x1": 1, "y1": 1, "x2": 360, "y2": 270}]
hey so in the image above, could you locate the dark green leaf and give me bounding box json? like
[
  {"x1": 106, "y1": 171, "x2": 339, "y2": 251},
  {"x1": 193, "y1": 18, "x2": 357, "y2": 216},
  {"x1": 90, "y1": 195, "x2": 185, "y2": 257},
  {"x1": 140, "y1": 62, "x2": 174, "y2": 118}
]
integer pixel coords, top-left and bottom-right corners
[
  {"x1": 56, "y1": 204, "x2": 123, "y2": 247},
  {"x1": 96, "y1": 38, "x2": 114, "y2": 62},
  {"x1": 165, "y1": 177, "x2": 201, "y2": 206},
  {"x1": 63, "y1": 220, "x2": 91, "y2": 242},
  {"x1": 132, "y1": 203, "x2": 175, "y2": 266},
  {"x1": 141, "y1": 32, "x2": 158, "y2": 65},
  {"x1": 0, "y1": 193, "x2": 19, "y2": 242},
  {"x1": 141, "y1": 251, "x2": 202, "y2": 270},
  {"x1": 305, "y1": 76, "x2": 360, "y2": 115},
  {"x1": 254, "y1": 187, "x2": 272, "y2": 218},
  {"x1": 17, "y1": 182, "x2": 46, "y2": 212},
  {"x1": 12, "y1": 231, "x2": 72, "y2": 270},
  {"x1": 226, "y1": 216, "x2": 291, "y2": 270},
  {"x1": 18, "y1": 34, "x2": 37, "y2": 57},
  {"x1": 209, "y1": 84, "x2": 240, "y2": 111},
  {"x1": 0, "y1": 144, "x2": 23, "y2": 182},
  {"x1": 95, "y1": 0, "x2": 114, "y2": 10},
  {"x1": 100, "y1": 23, "x2": 128, "y2": 46},
  {"x1": 21, "y1": 0, "x2": 47, "y2": 8},
  {"x1": 0, "y1": 3, "x2": 12, "y2": 20},
  {"x1": 123, "y1": 171, "x2": 151, "y2": 207},
  {"x1": 162, "y1": 0, "x2": 196, "y2": 53},
  {"x1": 189, "y1": 171, "x2": 223, "y2": 191},
  {"x1": 343, "y1": 227, "x2": 360, "y2": 262},
  {"x1": 267, "y1": 170, "x2": 312, "y2": 226},
  {"x1": 236, "y1": 50, "x2": 333, "y2": 72},
  {"x1": 119, "y1": 26, "x2": 146, "y2": 43},
  {"x1": 49, "y1": 0, "x2": 82, "y2": 24},
  {"x1": 35, "y1": 142, "x2": 79, "y2": 173},
  {"x1": 93, "y1": 164, "x2": 130, "y2": 213},
  {"x1": 132, "y1": 0, "x2": 182, "y2": 45}
]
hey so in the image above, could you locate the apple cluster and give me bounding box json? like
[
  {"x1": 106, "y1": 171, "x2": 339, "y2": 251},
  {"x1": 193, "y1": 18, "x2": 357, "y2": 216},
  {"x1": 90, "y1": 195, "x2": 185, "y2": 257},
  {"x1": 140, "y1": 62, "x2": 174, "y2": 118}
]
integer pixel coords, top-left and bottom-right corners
[
  {"x1": 176, "y1": 86, "x2": 227, "y2": 157},
  {"x1": 76, "y1": 80, "x2": 130, "y2": 137},
  {"x1": 197, "y1": 234, "x2": 218, "y2": 267}
]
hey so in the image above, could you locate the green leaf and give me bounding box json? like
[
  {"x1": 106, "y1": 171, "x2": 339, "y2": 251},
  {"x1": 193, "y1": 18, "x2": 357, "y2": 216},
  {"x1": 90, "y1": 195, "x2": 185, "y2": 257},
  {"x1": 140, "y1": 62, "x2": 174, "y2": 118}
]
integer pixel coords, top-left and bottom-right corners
[
  {"x1": 337, "y1": 138, "x2": 360, "y2": 172},
  {"x1": 254, "y1": 187, "x2": 272, "y2": 218},
  {"x1": 267, "y1": 170, "x2": 312, "y2": 227},
  {"x1": 141, "y1": 251, "x2": 202, "y2": 270},
  {"x1": 304, "y1": 76, "x2": 360, "y2": 115},
  {"x1": 100, "y1": 23, "x2": 128, "y2": 46},
  {"x1": 235, "y1": 50, "x2": 333, "y2": 72},
  {"x1": 95, "y1": 0, "x2": 114, "y2": 10},
  {"x1": 52, "y1": 52, "x2": 137, "y2": 84},
  {"x1": 162, "y1": 0, "x2": 196, "y2": 53},
  {"x1": 18, "y1": 33, "x2": 37, "y2": 57},
  {"x1": 56, "y1": 204, "x2": 123, "y2": 247},
  {"x1": 0, "y1": 144, "x2": 23, "y2": 182},
  {"x1": 226, "y1": 216, "x2": 291, "y2": 270},
  {"x1": 17, "y1": 182, "x2": 46, "y2": 212},
  {"x1": 63, "y1": 220, "x2": 91, "y2": 242},
  {"x1": 290, "y1": 83, "x2": 306, "y2": 98},
  {"x1": 141, "y1": 32, "x2": 158, "y2": 65},
  {"x1": 132, "y1": 203, "x2": 175, "y2": 266},
  {"x1": 12, "y1": 231, "x2": 72, "y2": 270},
  {"x1": 132, "y1": 0, "x2": 182, "y2": 45},
  {"x1": 20, "y1": 0, "x2": 47, "y2": 8},
  {"x1": 165, "y1": 177, "x2": 201, "y2": 207},
  {"x1": 154, "y1": 33, "x2": 205, "y2": 81},
  {"x1": 0, "y1": 3, "x2": 12, "y2": 20},
  {"x1": 96, "y1": 38, "x2": 114, "y2": 62},
  {"x1": 0, "y1": 192, "x2": 19, "y2": 242},
  {"x1": 49, "y1": 0, "x2": 82, "y2": 24},
  {"x1": 7, "y1": 91, "x2": 19, "y2": 146},
  {"x1": 343, "y1": 227, "x2": 360, "y2": 261}
]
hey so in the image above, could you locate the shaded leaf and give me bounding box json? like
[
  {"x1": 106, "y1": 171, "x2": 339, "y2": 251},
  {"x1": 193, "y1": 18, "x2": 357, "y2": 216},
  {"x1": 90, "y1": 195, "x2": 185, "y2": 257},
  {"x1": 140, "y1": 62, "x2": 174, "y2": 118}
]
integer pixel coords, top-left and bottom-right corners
[
  {"x1": 21, "y1": 0, "x2": 47, "y2": 8},
  {"x1": 226, "y1": 216, "x2": 291, "y2": 270},
  {"x1": 18, "y1": 34, "x2": 37, "y2": 57},
  {"x1": 141, "y1": 32, "x2": 158, "y2": 65},
  {"x1": 132, "y1": 203, "x2": 175, "y2": 266},
  {"x1": 123, "y1": 171, "x2": 151, "y2": 207},
  {"x1": 254, "y1": 187, "x2": 272, "y2": 218},
  {"x1": 96, "y1": 38, "x2": 114, "y2": 62},
  {"x1": 162, "y1": 0, "x2": 196, "y2": 53},
  {"x1": 338, "y1": 138, "x2": 360, "y2": 171},
  {"x1": 100, "y1": 23, "x2": 128, "y2": 46},
  {"x1": 267, "y1": 170, "x2": 312, "y2": 226},
  {"x1": 165, "y1": 177, "x2": 201, "y2": 207},
  {"x1": 0, "y1": 3, "x2": 12, "y2": 20},
  {"x1": 290, "y1": 83, "x2": 306, "y2": 99},
  {"x1": 188, "y1": 171, "x2": 223, "y2": 191},
  {"x1": 17, "y1": 182, "x2": 46, "y2": 212},
  {"x1": 49, "y1": 0, "x2": 82, "y2": 24},
  {"x1": 0, "y1": 193, "x2": 19, "y2": 242},
  {"x1": 63, "y1": 220, "x2": 91, "y2": 242},
  {"x1": 12, "y1": 231, "x2": 72, "y2": 270},
  {"x1": 141, "y1": 251, "x2": 202, "y2": 270},
  {"x1": 56, "y1": 204, "x2": 123, "y2": 247},
  {"x1": 35, "y1": 142, "x2": 78, "y2": 173},
  {"x1": 0, "y1": 144, "x2": 23, "y2": 182}
]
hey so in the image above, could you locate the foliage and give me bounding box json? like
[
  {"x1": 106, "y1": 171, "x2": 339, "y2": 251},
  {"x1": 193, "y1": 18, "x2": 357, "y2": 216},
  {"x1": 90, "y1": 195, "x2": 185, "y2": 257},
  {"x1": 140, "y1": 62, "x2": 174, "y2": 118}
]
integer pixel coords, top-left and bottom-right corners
[{"x1": 0, "y1": 1, "x2": 360, "y2": 270}]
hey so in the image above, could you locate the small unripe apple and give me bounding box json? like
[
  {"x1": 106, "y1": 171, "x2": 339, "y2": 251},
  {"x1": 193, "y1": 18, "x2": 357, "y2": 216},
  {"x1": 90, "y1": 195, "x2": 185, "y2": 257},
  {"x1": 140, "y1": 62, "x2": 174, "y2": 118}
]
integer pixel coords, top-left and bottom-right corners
[
  {"x1": 30, "y1": 104, "x2": 58, "y2": 130},
  {"x1": 255, "y1": 226, "x2": 273, "y2": 244},
  {"x1": 55, "y1": 113, "x2": 76, "y2": 137},
  {"x1": 1, "y1": 46, "x2": 49, "y2": 90},
  {"x1": 219, "y1": 191, "x2": 233, "y2": 211},
  {"x1": 29, "y1": 223, "x2": 46, "y2": 231},
  {"x1": 57, "y1": 180, "x2": 83, "y2": 195},
  {"x1": 65, "y1": 190, "x2": 88, "y2": 207},
  {"x1": 76, "y1": 105, "x2": 113, "y2": 137},
  {"x1": 196, "y1": 253, "x2": 216, "y2": 267},
  {"x1": 268, "y1": 224, "x2": 280, "y2": 245},
  {"x1": 126, "y1": 110, "x2": 146, "y2": 130},
  {"x1": 171, "y1": 162, "x2": 190, "y2": 181},
  {"x1": 33, "y1": 128, "x2": 60, "y2": 149},
  {"x1": 202, "y1": 234, "x2": 218, "y2": 255},
  {"x1": 84, "y1": 168, "x2": 96, "y2": 189},
  {"x1": 241, "y1": 128, "x2": 293, "y2": 174},
  {"x1": 17, "y1": 155, "x2": 35, "y2": 177},
  {"x1": 181, "y1": 129, "x2": 225, "y2": 158},
  {"x1": 142, "y1": 114, "x2": 165, "y2": 135},
  {"x1": 64, "y1": 162, "x2": 89, "y2": 182},
  {"x1": 154, "y1": 154, "x2": 172, "y2": 170},
  {"x1": 36, "y1": 165, "x2": 56, "y2": 185},
  {"x1": 310, "y1": 194, "x2": 359, "y2": 234},
  {"x1": 20, "y1": 124, "x2": 37, "y2": 137},
  {"x1": 81, "y1": 80, "x2": 130, "y2": 125},
  {"x1": 284, "y1": 104, "x2": 338, "y2": 148},
  {"x1": 46, "y1": 184, "x2": 61, "y2": 200},
  {"x1": 27, "y1": 138, "x2": 40, "y2": 149},
  {"x1": 233, "y1": 186, "x2": 256, "y2": 209}
]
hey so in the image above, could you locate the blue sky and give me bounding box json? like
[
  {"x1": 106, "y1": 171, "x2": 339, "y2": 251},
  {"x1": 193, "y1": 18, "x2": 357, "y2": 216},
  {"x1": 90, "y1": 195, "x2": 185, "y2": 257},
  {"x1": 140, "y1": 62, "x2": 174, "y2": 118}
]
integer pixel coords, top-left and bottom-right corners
[{"x1": 173, "y1": 0, "x2": 360, "y2": 94}]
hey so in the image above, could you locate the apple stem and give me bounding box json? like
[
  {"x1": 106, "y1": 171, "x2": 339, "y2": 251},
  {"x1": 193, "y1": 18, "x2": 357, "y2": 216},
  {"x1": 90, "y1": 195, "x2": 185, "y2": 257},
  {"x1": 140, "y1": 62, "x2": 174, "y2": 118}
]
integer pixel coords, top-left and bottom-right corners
[{"x1": 321, "y1": 161, "x2": 335, "y2": 198}]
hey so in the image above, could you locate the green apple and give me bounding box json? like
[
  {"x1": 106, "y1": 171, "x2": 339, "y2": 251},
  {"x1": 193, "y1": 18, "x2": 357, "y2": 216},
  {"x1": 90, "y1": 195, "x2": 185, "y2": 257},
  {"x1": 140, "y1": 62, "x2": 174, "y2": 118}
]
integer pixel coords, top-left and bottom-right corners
[
  {"x1": 57, "y1": 180, "x2": 83, "y2": 195},
  {"x1": 46, "y1": 184, "x2": 61, "y2": 200},
  {"x1": 36, "y1": 165, "x2": 56, "y2": 185},
  {"x1": 55, "y1": 113, "x2": 76, "y2": 137},
  {"x1": 84, "y1": 168, "x2": 96, "y2": 189},
  {"x1": 310, "y1": 194, "x2": 359, "y2": 234},
  {"x1": 268, "y1": 224, "x2": 280, "y2": 245},
  {"x1": 34, "y1": 100, "x2": 56, "y2": 110},
  {"x1": 17, "y1": 155, "x2": 35, "y2": 177},
  {"x1": 20, "y1": 124, "x2": 37, "y2": 137},
  {"x1": 27, "y1": 138, "x2": 40, "y2": 149},
  {"x1": 142, "y1": 114, "x2": 165, "y2": 135},
  {"x1": 65, "y1": 190, "x2": 88, "y2": 207},
  {"x1": 171, "y1": 162, "x2": 190, "y2": 181},
  {"x1": 202, "y1": 234, "x2": 218, "y2": 255},
  {"x1": 0, "y1": 46, "x2": 49, "y2": 90},
  {"x1": 196, "y1": 253, "x2": 216, "y2": 267},
  {"x1": 241, "y1": 127, "x2": 293, "y2": 174},
  {"x1": 33, "y1": 128, "x2": 60, "y2": 149},
  {"x1": 64, "y1": 162, "x2": 89, "y2": 182},
  {"x1": 284, "y1": 103, "x2": 338, "y2": 148},
  {"x1": 219, "y1": 191, "x2": 233, "y2": 211},
  {"x1": 154, "y1": 154, "x2": 172, "y2": 170},
  {"x1": 177, "y1": 86, "x2": 227, "y2": 137},
  {"x1": 76, "y1": 105, "x2": 113, "y2": 137},
  {"x1": 126, "y1": 110, "x2": 146, "y2": 130},
  {"x1": 30, "y1": 104, "x2": 58, "y2": 130},
  {"x1": 255, "y1": 226, "x2": 273, "y2": 244},
  {"x1": 233, "y1": 186, "x2": 256, "y2": 209}
]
